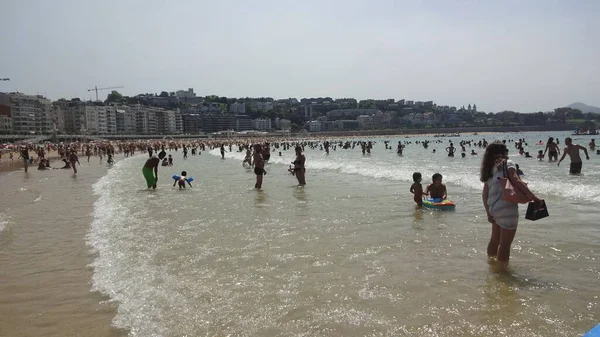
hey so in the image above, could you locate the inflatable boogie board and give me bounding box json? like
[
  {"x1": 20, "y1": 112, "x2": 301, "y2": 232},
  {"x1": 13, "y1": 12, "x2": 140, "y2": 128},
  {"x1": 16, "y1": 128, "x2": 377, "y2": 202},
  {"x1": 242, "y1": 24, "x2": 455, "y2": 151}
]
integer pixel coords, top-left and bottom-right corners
[
  {"x1": 172, "y1": 175, "x2": 194, "y2": 183},
  {"x1": 423, "y1": 198, "x2": 456, "y2": 210}
]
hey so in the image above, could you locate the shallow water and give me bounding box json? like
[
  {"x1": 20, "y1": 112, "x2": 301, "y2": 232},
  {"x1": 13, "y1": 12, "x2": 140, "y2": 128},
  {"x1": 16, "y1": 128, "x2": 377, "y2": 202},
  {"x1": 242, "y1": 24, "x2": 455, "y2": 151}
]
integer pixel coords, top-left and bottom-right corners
[{"x1": 1, "y1": 131, "x2": 599, "y2": 337}]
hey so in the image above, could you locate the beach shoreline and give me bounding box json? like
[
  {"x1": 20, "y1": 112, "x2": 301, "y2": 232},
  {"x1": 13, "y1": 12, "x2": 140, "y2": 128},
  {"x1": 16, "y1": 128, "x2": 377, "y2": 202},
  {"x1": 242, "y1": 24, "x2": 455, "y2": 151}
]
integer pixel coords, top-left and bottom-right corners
[
  {"x1": 0, "y1": 154, "x2": 127, "y2": 337},
  {"x1": 0, "y1": 150, "x2": 64, "y2": 174}
]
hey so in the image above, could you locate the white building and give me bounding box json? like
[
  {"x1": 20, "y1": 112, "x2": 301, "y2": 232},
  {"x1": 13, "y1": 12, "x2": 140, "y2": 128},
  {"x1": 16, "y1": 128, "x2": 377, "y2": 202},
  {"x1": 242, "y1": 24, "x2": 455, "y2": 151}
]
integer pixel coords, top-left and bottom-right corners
[
  {"x1": 133, "y1": 104, "x2": 158, "y2": 135},
  {"x1": 229, "y1": 102, "x2": 246, "y2": 114},
  {"x1": 252, "y1": 101, "x2": 273, "y2": 112},
  {"x1": 403, "y1": 112, "x2": 424, "y2": 125},
  {"x1": 0, "y1": 93, "x2": 12, "y2": 133},
  {"x1": 156, "y1": 109, "x2": 176, "y2": 134},
  {"x1": 106, "y1": 106, "x2": 117, "y2": 134},
  {"x1": 61, "y1": 102, "x2": 85, "y2": 134},
  {"x1": 174, "y1": 109, "x2": 183, "y2": 134},
  {"x1": 356, "y1": 115, "x2": 374, "y2": 129},
  {"x1": 3, "y1": 93, "x2": 53, "y2": 134},
  {"x1": 274, "y1": 118, "x2": 291, "y2": 130},
  {"x1": 253, "y1": 118, "x2": 272, "y2": 131},
  {"x1": 115, "y1": 105, "x2": 136, "y2": 134},
  {"x1": 306, "y1": 120, "x2": 322, "y2": 132},
  {"x1": 84, "y1": 105, "x2": 108, "y2": 135},
  {"x1": 175, "y1": 88, "x2": 195, "y2": 98},
  {"x1": 0, "y1": 114, "x2": 11, "y2": 133}
]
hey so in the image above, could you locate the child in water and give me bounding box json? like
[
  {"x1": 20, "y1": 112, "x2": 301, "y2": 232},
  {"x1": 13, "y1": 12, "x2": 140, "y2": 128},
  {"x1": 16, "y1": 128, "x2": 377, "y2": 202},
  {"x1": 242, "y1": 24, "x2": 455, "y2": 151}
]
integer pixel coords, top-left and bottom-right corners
[
  {"x1": 425, "y1": 173, "x2": 447, "y2": 201},
  {"x1": 515, "y1": 164, "x2": 524, "y2": 176},
  {"x1": 173, "y1": 170, "x2": 193, "y2": 189},
  {"x1": 410, "y1": 172, "x2": 424, "y2": 206},
  {"x1": 537, "y1": 150, "x2": 544, "y2": 161}
]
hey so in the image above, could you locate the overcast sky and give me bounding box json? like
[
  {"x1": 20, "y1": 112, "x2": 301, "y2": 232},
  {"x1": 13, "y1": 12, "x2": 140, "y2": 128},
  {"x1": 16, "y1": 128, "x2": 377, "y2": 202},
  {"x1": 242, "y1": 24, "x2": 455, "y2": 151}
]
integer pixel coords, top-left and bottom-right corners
[{"x1": 1, "y1": 0, "x2": 598, "y2": 112}]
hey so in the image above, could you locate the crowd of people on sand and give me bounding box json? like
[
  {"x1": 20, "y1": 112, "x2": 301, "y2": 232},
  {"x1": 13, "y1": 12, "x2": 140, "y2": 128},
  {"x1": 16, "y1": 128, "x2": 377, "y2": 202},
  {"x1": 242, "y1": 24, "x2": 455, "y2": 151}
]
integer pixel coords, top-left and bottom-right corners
[{"x1": 1, "y1": 134, "x2": 596, "y2": 268}]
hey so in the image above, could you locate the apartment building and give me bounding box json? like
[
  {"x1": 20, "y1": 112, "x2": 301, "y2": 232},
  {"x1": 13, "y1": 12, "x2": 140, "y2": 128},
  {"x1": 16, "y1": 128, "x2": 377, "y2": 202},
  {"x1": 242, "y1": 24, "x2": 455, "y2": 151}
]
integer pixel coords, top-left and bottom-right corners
[{"x1": 2, "y1": 92, "x2": 53, "y2": 134}]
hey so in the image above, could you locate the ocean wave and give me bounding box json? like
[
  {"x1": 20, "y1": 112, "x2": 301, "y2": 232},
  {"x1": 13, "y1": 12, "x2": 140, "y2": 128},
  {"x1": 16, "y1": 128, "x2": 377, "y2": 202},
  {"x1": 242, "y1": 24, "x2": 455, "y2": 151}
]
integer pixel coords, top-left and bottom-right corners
[
  {"x1": 0, "y1": 213, "x2": 9, "y2": 233},
  {"x1": 87, "y1": 156, "x2": 170, "y2": 336},
  {"x1": 208, "y1": 147, "x2": 600, "y2": 202}
]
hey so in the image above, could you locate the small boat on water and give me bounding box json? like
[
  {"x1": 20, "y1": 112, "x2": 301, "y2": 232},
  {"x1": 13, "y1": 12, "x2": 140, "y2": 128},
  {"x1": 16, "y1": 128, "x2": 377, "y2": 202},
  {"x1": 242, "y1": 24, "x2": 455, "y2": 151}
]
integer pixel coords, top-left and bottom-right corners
[
  {"x1": 434, "y1": 133, "x2": 461, "y2": 138},
  {"x1": 572, "y1": 127, "x2": 599, "y2": 136}
]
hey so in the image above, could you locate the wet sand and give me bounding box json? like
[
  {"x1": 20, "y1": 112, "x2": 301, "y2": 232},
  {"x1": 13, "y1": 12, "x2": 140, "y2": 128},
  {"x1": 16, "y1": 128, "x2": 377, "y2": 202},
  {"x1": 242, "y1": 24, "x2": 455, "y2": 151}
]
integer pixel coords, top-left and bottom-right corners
[
  {"x1": 0, "y1": 158, "x2": 125, "y2": 337},
  {"x1": 0, "y1": 150, "x2": 63, "y2": 173}
]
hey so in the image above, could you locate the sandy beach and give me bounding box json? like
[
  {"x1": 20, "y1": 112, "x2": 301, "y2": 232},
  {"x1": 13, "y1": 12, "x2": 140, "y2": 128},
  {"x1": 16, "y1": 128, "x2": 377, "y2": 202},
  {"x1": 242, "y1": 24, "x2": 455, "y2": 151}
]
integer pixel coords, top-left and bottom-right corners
[{"x1": 0, "y1": 154, "x2": 126, "y2": 337}]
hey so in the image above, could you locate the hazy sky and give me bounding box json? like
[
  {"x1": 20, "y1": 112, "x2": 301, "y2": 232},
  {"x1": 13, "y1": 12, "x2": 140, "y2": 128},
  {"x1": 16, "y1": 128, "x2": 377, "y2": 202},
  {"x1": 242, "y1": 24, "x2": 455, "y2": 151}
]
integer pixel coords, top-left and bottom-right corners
[{"x1": 1, "y1": 0, "x2": 599, "y2": 112}]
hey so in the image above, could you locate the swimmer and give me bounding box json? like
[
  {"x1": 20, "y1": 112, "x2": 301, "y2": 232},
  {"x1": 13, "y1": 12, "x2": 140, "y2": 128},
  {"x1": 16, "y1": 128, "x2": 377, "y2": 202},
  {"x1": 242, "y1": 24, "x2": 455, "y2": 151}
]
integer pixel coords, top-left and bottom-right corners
[
  {"x1": 446, "y1": 144, "x2": 455, "y2": 157},
  {"x1": 516, "y1": 164, "x2": 524, "y2": 176},
  {"x1": 537, "y1": 150, "x2": 544, "y2": 161},
  {"x1": 425, "y1": 173, "x2": 447, "y2": 200},
  {"x1": 242, "y1": 146, "x2": 252, "y2": 166},
  {"x1": 253, "y1": 144, "x2": 266, "y2": 189},
  {"x1": 410, "y1": 172, "x2": 424, "y2": 207},
  {"x1": 173, "y1": 170, "x2": 193, "y2": 189},
  {"x1": 220, "y1": 144, "x2": 227, "y2": 159},
  {"x1": 558, "y1": 137, "x2": 590, "y2": 174}
]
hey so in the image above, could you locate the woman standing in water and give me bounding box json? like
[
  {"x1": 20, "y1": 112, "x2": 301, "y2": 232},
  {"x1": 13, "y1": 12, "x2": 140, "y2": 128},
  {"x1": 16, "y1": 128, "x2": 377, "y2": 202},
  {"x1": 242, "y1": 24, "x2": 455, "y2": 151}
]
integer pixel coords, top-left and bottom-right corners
[
  {"x1": 292, "y1": 145, "x2": 306, "y2": 185},
  {"x1": 543, "y1": 137, "x2": 560, "y2": 161},
  {"x1": 480, "y1": 142, "x2": 541, "y2": 266}
]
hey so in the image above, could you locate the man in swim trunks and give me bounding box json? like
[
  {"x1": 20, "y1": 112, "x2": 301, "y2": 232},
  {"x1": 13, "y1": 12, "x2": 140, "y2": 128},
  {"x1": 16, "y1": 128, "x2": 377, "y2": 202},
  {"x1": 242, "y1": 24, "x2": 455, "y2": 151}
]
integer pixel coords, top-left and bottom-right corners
[
  {"x1": 19, "y1": 146, "x2": 30, "y2": 173},
  {"x1": 143, "y1": 155, "x2": 160, "y2": 189},
  {"x1": 557, "y1": 137, "x2": 590, "y2": 174},
  {"x1": 253, "y1": 144, "x2": 266, "y2": 189}
]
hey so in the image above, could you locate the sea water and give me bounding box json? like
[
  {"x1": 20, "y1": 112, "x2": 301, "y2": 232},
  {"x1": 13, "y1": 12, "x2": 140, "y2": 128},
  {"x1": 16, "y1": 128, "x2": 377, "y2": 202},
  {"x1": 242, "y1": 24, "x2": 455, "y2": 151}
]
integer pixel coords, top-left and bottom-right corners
[{"x1": 85, "y1": 131, "x2": 600, "y2": 336}]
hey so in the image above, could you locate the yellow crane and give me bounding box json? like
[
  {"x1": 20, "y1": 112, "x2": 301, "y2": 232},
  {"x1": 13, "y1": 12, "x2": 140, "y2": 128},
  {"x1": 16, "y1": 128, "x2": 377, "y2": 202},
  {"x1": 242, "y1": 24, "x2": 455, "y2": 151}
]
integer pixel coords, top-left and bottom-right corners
[{"x1": 87, "y1": 85, "x2": 124, "y2": 101}]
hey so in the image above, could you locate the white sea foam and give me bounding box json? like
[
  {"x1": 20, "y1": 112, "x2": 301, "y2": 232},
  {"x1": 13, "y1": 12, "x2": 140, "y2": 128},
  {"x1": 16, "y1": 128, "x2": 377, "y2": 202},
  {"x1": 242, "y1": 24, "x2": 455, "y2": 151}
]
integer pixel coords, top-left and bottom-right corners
[
  {"x1": 88, "y1": 157, "x2": 170, "y2": 336},
  {"x1": 0, "y1": 213, "x2": 9, "y2": 233},
  {"x1": 209, "y1": 145, "x2": 600, "y2": 202}
]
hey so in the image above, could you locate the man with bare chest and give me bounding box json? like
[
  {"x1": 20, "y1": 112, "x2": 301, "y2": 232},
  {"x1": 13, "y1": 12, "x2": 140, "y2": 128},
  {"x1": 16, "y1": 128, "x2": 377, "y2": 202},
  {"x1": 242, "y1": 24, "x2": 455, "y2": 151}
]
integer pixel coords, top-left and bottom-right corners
[{"x1": 557, "y1": 137, "x2": 590, "y2": 174}]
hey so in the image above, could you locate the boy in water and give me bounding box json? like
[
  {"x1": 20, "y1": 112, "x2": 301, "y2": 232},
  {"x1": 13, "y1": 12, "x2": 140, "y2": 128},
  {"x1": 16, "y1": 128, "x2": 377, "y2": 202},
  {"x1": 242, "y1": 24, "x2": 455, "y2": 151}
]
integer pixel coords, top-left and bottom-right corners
[
  {"x1": 537, "y1": 150, "x2": 544, "y2": 160},
  {"x1": 425, "y1": 173, "x2": 447, "y2": 201},
  {"x1": 173, "y1": 170, "x2": 193, "y2": 189},
  {"x1": 410, "y1": 172, "x2": 424, "y2": 206}
]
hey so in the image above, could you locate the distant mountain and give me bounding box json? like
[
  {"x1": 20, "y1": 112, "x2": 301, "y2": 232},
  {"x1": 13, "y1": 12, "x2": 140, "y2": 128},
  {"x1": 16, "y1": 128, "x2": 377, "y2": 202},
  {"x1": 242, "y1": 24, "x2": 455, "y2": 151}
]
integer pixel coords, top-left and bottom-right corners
[{"x1": 566, "y1": 102, "x2": 600, "y2": 114}]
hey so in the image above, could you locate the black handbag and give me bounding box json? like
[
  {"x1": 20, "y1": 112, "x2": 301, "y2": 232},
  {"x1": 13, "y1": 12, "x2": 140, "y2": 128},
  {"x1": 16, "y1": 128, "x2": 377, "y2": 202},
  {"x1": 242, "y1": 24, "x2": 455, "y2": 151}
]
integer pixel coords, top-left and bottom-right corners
[{"x1": 525, "y1": 200, "x2": 549, "y2": 221}]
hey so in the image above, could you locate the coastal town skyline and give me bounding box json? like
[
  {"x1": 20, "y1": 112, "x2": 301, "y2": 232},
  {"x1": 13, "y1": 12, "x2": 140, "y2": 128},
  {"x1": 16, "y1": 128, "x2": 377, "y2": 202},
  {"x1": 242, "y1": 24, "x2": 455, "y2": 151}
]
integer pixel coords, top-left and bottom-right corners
[
  {"x1": 1, "y1": 88, "x2": 597, "y2": 137},
  {"x1": 1, "y1": 1, "x2": 599, "y2": 113}
]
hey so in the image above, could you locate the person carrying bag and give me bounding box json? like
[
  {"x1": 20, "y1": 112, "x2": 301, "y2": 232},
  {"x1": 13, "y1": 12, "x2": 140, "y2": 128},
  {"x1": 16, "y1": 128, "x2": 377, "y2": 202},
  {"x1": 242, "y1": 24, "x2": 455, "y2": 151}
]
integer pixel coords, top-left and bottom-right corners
[{"x1": 481, "y1": 142, "x2": 543, "y2": 266}]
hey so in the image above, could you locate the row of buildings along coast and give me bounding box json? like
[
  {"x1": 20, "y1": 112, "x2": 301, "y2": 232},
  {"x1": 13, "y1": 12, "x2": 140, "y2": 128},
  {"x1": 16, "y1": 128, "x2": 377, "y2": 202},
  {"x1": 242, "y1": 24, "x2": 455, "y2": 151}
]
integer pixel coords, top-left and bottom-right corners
[{"x1": 0, "y1": 88, "x2": 479, "y2": 135}]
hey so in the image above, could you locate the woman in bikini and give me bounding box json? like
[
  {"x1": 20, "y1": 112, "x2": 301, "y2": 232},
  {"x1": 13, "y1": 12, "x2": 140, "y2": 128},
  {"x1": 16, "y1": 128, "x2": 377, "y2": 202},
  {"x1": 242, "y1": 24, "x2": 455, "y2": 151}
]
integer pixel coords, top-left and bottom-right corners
[
  {"x1": 291, "y1": 145, "x2": 306, "y2": 185},
  {"x1": 543, "y1": 137, "x2": 560, "y2": 161}
]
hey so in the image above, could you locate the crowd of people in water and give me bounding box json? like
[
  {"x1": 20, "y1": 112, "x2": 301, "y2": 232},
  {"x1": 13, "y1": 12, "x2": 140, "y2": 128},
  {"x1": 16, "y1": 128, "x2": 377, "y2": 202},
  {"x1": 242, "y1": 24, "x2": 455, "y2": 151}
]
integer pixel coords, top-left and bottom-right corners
[{"x1": 1, "y1": 134, "x2": 597, "y2": 268}]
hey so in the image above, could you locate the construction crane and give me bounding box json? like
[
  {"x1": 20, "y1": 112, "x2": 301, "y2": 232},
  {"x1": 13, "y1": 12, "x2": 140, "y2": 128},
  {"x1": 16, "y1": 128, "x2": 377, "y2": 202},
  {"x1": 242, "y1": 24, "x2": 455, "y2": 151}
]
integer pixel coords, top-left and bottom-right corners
[{"x1": 87, "y1": 85, "x2": 124, "y2": 101}]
